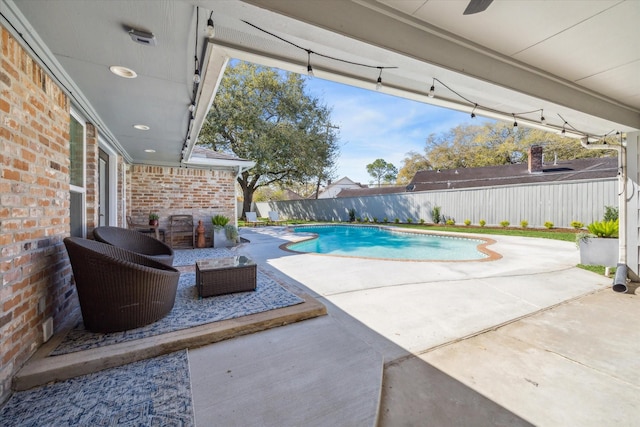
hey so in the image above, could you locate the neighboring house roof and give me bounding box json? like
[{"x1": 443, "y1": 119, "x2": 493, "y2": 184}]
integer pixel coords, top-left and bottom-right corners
[
  {"x1": 317, "y1": 176, "x2": 368, "y2": 198},
  {"x1": 186, "y1": 146, "x2": 255, "y2": 170},
  {"x1": 409, "y1": 157, "x2": 618, "y2": 191},
  {"x1": 338, "y1": 186, "x2": 407, "y2": 198}
]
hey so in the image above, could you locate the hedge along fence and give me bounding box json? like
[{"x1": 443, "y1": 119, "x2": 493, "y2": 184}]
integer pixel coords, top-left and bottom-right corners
[{"x1": 255, "y1": 178, "x2": 617, "y2": 228}]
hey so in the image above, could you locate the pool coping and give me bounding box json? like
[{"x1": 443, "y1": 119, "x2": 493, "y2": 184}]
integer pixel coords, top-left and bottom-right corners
[{"x1": 278, "y1": 224, "x2": 502, "y2": 262}]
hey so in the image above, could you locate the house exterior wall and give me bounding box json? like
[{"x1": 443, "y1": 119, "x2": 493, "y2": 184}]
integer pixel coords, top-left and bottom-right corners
[
  {"x1": 259, "y1": 178, "x2": 618, "y2": 229},
  {"x1": 0, "y1": 26, "x2": 75, "y2": 402},
  {"x1": 128, "y1": 165, "x2": 237, "y2": 247}
]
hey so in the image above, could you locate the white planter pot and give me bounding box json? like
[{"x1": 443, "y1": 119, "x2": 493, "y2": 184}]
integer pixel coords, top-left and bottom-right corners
[{"x1": 579, "y1": 238, "x2": 619, "y2": 267}]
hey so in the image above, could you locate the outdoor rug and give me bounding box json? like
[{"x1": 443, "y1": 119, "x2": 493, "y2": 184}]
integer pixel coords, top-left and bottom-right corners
[
  {"x1": 0, "y1": 350, "x2": 193, "y2": 426},
  {"x1": 51, "y1": 270, "x2": 304, "y2": 355},
  {"x1": 172, "y1": 247, "x2": 231, "y2": 266}
]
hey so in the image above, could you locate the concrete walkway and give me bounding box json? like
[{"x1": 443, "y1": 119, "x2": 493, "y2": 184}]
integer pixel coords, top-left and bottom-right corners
[{"x1": 189, "y1": 225, "x2": 639, "y2": 426}]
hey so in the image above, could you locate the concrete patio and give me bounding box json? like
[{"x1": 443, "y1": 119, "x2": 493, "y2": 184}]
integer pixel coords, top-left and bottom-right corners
[{"x1": 6, "y1": 226, "x2": 639, "y2": 426}]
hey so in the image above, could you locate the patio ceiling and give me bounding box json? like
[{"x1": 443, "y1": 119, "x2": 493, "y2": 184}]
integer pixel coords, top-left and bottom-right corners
[{"x1": 3, "y1": 0, "x2": 639, "y2": 167}]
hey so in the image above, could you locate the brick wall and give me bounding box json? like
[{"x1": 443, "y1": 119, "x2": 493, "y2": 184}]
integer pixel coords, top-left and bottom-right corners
[
  {"x1": 129, "y1": 165, "x2": 237, "y2": 247},
  {"x1": 85, "y1": 123, "x2": 98, "y2": 235},
  {"x1": 0, "y1": 26, "x2": 75, "y2": 402}
]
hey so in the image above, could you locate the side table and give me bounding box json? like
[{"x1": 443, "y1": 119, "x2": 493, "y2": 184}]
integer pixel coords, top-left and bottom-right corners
[{"x1": 196, "y1": 256, "x2": 257, "y2": 298}]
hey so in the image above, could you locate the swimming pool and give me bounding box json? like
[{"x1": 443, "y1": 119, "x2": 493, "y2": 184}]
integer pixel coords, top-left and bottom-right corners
[{"x1": 286, "y1": 225, "x2": 495, "y2": 261}]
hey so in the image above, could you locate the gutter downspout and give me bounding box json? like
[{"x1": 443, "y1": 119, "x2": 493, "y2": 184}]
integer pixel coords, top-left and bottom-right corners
[{"x1": 580, "y1": 137, "x2": 628, "y2": 292}]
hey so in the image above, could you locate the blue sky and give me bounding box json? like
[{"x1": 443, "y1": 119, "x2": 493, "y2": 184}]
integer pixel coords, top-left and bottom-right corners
[{"x1": 304, "y1": 77, "x2": 490, "y2": 185}]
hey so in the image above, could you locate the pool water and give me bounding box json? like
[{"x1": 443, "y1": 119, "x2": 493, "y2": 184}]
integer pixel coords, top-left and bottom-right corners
[{"x1": 287, "y1": 225, "x2": 489, "y2": 261}]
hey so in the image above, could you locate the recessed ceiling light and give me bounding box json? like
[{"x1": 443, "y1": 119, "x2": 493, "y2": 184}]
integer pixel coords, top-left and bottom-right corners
[
  {"x1": 144, "y1": 149, "x2": 156, "y2": 153},
  {"x1": 133, "y1": 124, "x2": 150, "y2": 131},
  {"x1": 110, "y1": 65, "x2": 137, "y2": 79}
]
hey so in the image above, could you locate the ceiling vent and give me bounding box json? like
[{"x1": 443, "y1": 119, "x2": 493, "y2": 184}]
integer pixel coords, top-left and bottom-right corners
[{"x1": 129, "y1": 29, "x2": 157, "y2": 46}]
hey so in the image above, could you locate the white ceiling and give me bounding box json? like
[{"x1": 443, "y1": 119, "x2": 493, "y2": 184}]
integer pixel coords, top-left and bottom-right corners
[{"x1": 2, "y1": 0, "x2": 638, "y2": 167}]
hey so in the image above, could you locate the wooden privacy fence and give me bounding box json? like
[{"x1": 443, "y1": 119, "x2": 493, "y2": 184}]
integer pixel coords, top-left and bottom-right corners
[{"x1": 255, "y1": 178, "x2": 618, "y2": 228}]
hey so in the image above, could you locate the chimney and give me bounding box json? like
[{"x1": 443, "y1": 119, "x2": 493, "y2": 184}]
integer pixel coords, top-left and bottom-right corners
[{"x1": 528, "y1": 145, "x2": 543, "y2": 174}]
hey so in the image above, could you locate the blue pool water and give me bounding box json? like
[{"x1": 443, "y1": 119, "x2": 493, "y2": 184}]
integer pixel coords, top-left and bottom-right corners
[{"x1": 287, "y1": 225, "x2": 489, "y2": 261}]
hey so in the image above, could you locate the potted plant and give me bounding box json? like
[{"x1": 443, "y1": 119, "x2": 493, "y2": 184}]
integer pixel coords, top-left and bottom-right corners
[
  {"x1": 148, "y1": 213, "x2": 159, "y2": 227},
  {"x1": 224, "y1": 224, "x2": 240, "y2": 244},
  {"x1": 577, "y1": 219, "x2": 619, "y2": 267},
  {"x1": 211, "y1": 214, "x2": 233, "y2": 248}
]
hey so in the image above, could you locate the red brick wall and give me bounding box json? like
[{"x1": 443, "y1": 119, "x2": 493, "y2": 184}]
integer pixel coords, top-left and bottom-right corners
[
  {"x1": 0, "y1": 26, "x2": 75, "y2": 402},
  {"x1": 85, "y1": 123, "x2": 98, "y2": 235},
  {"x1": 129, "y1": 165, "x2": 237, "y2": 247}
]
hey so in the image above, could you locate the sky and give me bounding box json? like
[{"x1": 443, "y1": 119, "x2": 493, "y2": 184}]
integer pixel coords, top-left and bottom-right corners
[{"x1": 303, "y1": 76, "x2": 491, "y2": 185}]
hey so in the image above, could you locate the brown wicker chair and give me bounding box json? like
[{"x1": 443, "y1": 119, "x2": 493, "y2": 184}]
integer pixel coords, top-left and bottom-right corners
[
  {"x1": 93, "y1": 226, "x2": 174, "y2": 266},
  {"x1": 63, "y1": 237, "x2": 180, "y2": 333}
]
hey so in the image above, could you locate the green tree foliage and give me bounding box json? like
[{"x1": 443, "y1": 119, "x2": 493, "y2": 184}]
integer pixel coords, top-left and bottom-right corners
[
  {"x1": 420, "y1": 122, "x2": 614, "y2": 172},
  {"x1": 198, "y1": 62, "x2": 339, "y2": 216},
  {"x1": 396, "y1": 151, "x2": 431, "y2": 184},
  {"x1": 366, "y1": 158, "x2": 398, "y2": 187}
]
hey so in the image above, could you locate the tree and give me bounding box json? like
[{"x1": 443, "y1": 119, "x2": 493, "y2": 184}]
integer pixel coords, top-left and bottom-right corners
[
  {"x1": 397, "y1": 151, "x2": 431, "y2": 184},
  {"x1": 424, "y1": 122, "x2": 614, "y2": 171},
  {"x1": 366, "y1": 159, "x2": 398, "y2": 187},
  {"x1": 198, "y1": 62, "x2": 339, "y2": 217}
]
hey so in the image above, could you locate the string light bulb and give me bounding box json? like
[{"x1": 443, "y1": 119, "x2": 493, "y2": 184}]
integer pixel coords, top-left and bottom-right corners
[
  {"x1": 540, "y1": 110, "x2": 546, "y2": 124},
  {"x1": 471, "y1": 104, "x2": 477, "y2": 119},
  {"x1": 193, "y1": 56, "x2": 200, "y2": 84},
  {"x1": 428, "y1": 79, "x2": 435, "y2": 98},
  {"x1": 306, "y1": 51, "x2": 314, "y2": 78},
  {"x1": 205, "y1": 12, "x2": 215, "y2": 38},
  {"x1": 188, "y1": 103, "x2": 195, "y2": 113},
  {"x1": 561, "y1": 122, "x2": 567, "y2": 134},
  {"x1": 376, "y1": 68, "x2": 383, "y2": 91},
  {"x1": 512, "y1": 114, "x2": 518, "y2": 128}
]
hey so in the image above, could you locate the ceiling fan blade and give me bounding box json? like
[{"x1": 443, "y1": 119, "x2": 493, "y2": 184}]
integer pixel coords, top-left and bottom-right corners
[{"x1": 463, "y1": 0, "x2": 494, "y2": 15}]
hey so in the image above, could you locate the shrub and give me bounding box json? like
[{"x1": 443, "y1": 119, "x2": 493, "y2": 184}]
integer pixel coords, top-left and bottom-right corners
[
  {"x1": 587, "y1": 219, "x2": 619, "y2": 238},
  {"x1": 479, "y1": 219, "x2": 486, "y2": 227},
  {"x1": 431, "y1": 206, "x2": 441, "y2": 224},
  {"x1": 464, "y1": 219, "x2": 471, "y2": 226},
  {"x1": 394, "y1": 218, "x2": 400, "y2": 224},
  {"x1": 500, "y1": 220, "x2": 510, "y2": 228},
  {"x1": 224, "y1": 224, "x2": 239, "y2": 242},
  {"x1": 520, "y1": 220, "x2": 528, "y2": 228},
  {"x1": 348, "y1": 208, "x2": 356, "y2": 222},
  {"x1": 603, "y1": 206, "x2": 619, "y2": 222},
  {"x1": 446, "y1": 219, "x2": 455, "y2": 226},
  {"x1": 211, "y1": 214, "x2": 230, "y2": 229},
  {"x1": 570, "y1": 220, "x2": 584, "y2": 229},
  {"x1": 406, "y1": 218, "x2": 413, "y2": 224},
  {"x1": 373, "y1": 217, "x2": 378, "y2": 223},
  {"x1": 356, "y1": 217, "x2": 362, "y2": 223},
  {"x1": 383, "y1": 217, "x2": 388, "y2": 223},
  {"x1": 544, "y1": 221, "x2": 554, "y2": 229}
]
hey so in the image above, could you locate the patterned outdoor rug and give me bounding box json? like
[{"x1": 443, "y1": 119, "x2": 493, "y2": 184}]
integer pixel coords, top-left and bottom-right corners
[
  {"x1": 172, "y1": 247, "x2": 231, "y2": 266},
  {"x1": 52, "y1": 270, "x2": 304, "y2": 355},
  {"x1": 0, "y1": 350, "x2": 193, "y2": 426}
]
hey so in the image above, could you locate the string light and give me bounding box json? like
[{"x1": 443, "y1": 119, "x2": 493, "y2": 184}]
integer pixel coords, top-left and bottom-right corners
[
  {"x1": 205, "y1": 12, "x2": 215, "y2": 38},
  {"x1": 242, "y1": 20, "x2": 397, "y2": 82},
  {"x1": 306, "y1": 50, "x2": 314, "y2": 77},
  {"x1": 240, "y1": 18, "x2": 613, "y2": 144}
]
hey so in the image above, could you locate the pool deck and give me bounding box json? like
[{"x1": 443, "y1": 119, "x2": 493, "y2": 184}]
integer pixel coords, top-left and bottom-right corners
[{"x1": 208, "y1": 225, "x2": 638, "y2": 426}]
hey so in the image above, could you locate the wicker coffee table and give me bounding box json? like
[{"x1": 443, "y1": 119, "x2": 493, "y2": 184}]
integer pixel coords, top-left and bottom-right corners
[{"x1": 196, "y1": 256, "x2": 257, "y2": 298}]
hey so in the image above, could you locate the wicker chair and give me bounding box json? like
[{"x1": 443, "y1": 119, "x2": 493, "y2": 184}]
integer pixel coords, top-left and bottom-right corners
[
  {"x1": 63, "y1": 237, "x2": 180, "y2": 333},
  {"x1": 93, "y1": 226, "x2": 174, "y2": 266}
]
